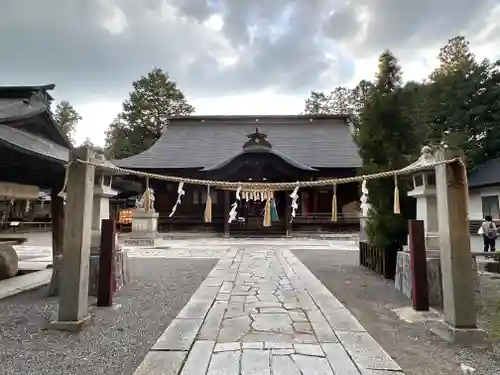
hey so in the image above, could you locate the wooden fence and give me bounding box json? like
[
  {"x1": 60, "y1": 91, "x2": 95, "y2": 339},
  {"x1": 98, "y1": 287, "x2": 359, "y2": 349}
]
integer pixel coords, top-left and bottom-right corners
[{"x1": 359, "y1": 241, "x2": 401, "y2": 279}]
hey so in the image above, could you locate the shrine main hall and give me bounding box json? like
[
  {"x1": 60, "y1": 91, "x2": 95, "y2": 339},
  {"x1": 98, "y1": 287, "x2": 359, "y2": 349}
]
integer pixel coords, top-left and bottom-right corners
[{"x1": 115, "y1": 115, "x2": 362, "y2": 235}]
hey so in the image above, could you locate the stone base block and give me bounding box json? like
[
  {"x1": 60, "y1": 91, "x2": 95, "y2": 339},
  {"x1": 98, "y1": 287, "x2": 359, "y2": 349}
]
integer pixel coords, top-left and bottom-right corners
[
  {"x1": 430, "y1": 321, "x2": 486, "y2": 346},
  {"x1": 395, "y1": 252, "x2": 479, "y2": 309},
  {"x1": 47, "y1": 315, "x2": 92, "y2": 332},
  {"x1": 123, "y1": 237, "x2": 161, "y2": 247},
  {"x1": 394, "y1": 251, "x2": 443, "y2": 308},
  {"x1": 131, "y1": 209, "x2": 159, "y2": 234},
  {"x1": 0, "y1": 243, "x2": 19, "y2": 280},
  {"x1": 392, "y1": 306, "x2": 443, "y2": 324},
  {"x1": 88, "y1": 247, "x2": 130, "y2": 297},
  {"x1": 481, "y1": 261, "x2": 500, "y2": 273}
]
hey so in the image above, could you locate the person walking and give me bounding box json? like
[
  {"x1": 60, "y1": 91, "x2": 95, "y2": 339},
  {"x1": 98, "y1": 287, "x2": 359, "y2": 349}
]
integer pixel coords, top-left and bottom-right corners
[{"x1": 479, "y1": 215, "x2": 498, "y2": 254}]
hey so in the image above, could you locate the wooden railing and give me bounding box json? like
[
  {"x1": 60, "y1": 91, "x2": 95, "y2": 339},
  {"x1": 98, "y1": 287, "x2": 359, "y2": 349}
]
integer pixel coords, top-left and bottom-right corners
[
  {"x1": 293, "y1": 212, "x2": 359, "y2": 224},
  {"x1": 359, "y1": 241, "x2": 401, "y2": 279},
  {"x1": 0, "y1": 221, "x2": 52, "y2": 232}
]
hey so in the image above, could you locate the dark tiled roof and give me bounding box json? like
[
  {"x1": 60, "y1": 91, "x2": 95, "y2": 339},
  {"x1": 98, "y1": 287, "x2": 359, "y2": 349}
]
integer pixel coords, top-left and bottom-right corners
[
  {"x1": 115, "y1": 115, "x2": 361, "y2": 169},
  {"x1": 468, "y1": 158, "x2": 500, "y2": 188},
  {"x1": 0, "y1": 98, "x2": 47, "y2": 122},
  {"x1": 0, "y1": 84, "x2": 73, "y2": 150},
  {"x1": 0, "y1": 84, "x2": 55, "y2": 100},
  {"x1": 0, "y1": 124, "x2": 70, "y2": 162}
]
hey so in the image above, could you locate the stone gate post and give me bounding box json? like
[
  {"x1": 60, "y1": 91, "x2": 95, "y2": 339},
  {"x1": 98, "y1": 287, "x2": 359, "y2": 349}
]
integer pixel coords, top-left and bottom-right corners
[
  {"x1": 50, "y1": 147, "x2": 95, "y2": 331},
  {"x1": 431, "y1": 148, "x2": 485, "y2": 344}
]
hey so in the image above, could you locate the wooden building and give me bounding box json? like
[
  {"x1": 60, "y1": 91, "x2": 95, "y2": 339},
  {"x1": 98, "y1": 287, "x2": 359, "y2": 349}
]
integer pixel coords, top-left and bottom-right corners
[
  {"x1": 115, "y1": 115, "x2": 362, "y2": 235},
  {"x1": 0, "y1": 84, "x2": 71, "y2": 250}
]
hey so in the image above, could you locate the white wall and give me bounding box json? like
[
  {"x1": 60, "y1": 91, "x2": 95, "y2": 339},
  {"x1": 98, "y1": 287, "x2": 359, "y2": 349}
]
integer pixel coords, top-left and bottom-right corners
[{"x1": 468, "y1": 186, "x2": 500, "y2": 220}]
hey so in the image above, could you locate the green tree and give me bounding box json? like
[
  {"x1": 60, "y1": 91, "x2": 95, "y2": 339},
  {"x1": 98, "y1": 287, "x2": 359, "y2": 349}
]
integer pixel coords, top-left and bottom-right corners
[
  {"x1": 356, "y1": 51, "x2": 420, "y2": 248},
  {"x1": 431, "y1": 36, "x2": 477, "y2": 79},
  {"x1": 303, "y1": 87, "x2": 354, "y2": 115},
  {"x1": 53, "y1": 100, "x2": 81, "y2": 144},
  {"x1": 303, "y1": 91, "x2": 334, "y2": 114},
  {"x1": 80, "y1": 137, "x2": 104, "y2": 155},
  {"x1": 105, "y1": 67, "x2": 195, "y2": 159},
  {"x1": 422, "y1": 36, "x2": 500, "y2": 168},
  {"x1": 350, "y1": 80, "x2": 374, "y2": 117}
]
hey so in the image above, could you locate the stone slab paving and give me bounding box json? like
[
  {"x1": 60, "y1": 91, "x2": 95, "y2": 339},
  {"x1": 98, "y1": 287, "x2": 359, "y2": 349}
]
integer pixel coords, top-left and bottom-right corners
[
  {"x1": 133, "y1": 242, "x2": 404, "y2": 375},
  {"x1": 13, "y1": 238, "x2": 357, "y2": 262}
]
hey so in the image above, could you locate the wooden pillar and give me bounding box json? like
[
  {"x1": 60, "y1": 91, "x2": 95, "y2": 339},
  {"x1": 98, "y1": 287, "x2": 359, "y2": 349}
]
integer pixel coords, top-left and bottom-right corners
[
  {"x1": 50, "y1": 147, "x2": 95, "y2": 331},
  {"x1": 285, "y1": 193, "x2": 292, "y2": 237},
  {"x1": 409, "y1": 220, "x2": 429, "y2": 311},
  {"x1": 223, "y1": 190, "x2": 230, "y2": 237},
  {"x1": 431, "y1": 149, "x2": 485, "y2": 344},
  {"x1": 313, "y1": 191, "x2": 319, "y2": 214},
  {"x1": 97, "y1": 218, "x2": 116, "y2": 307},
  {"x1": 47, "y1": 187, "x2": 64, "y2": 296},
  {"x1": 305, "y1": 191, "x2": 310, "y2": 215}
]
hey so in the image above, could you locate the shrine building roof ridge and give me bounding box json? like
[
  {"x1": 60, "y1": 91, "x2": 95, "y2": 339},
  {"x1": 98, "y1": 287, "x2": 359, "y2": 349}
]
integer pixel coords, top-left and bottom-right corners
[
  {"x1": 468, "y1": 157, "x2": 500, "y2": 188},
  {"x1": 114, "y1": 114, "x2": 361, "y2": 171},
  {"x1": 167, "y1": 114, "x2": 350, "y2": 122}
]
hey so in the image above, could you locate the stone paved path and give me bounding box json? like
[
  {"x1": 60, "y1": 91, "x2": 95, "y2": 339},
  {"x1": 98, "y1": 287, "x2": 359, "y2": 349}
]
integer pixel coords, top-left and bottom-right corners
[{"x1": 133, "y1": 243, "x2": 404, "y2": 375}]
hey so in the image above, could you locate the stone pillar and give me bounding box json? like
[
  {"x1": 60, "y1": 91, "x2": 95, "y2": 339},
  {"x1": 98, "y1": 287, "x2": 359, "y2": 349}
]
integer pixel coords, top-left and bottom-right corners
[
  {"x1": 431, "y1": 148, "x2": 485, "y2": 344},
  {"x1": 50, "y1": 147, "x2": 95, "y2": 331}
]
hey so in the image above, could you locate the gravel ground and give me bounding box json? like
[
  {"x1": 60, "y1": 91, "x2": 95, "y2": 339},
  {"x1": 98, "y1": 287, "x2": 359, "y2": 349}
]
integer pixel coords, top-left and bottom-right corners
[
  {"x1": 0, "y1": 258, "x2": 217, "y2": 375},
  {"x1": 293, "y1": 249, "x2": 500, "y2": 375}
]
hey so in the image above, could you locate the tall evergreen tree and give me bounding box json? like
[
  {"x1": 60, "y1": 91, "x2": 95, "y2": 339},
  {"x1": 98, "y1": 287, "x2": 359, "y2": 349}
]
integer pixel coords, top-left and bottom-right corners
[
  {"x1": 356, "y1": 51, "x2": 419, "y2": 247},
  {"x1": 303, "y1": 91, "x2": 334, "y2": 115},
  {"x1": 53, "y1": 100, "x2": 81, "y2": 144},
  {"x1": 105, "y1": 67, "x2": 195, "y2": 159},
  {"x1": 423, "y1": 36, "x2": 500, "y2": 168}
]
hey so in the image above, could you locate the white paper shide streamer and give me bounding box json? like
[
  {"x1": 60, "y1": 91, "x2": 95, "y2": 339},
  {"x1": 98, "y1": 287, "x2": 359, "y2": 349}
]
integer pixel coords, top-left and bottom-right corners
[
  {"x1": 169, "y1": 182, "x2": 185, "y2": 218},
  {"x1": 290, "y1": 186, "x2": 300, "y2": 222},
  {"x1": 228, "y1": 186, "x2": 242, "y2": 223}
]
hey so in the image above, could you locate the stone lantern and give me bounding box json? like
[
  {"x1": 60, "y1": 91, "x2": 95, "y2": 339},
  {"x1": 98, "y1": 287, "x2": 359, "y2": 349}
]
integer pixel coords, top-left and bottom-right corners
[
  {"x1": 407, "y1": 165, "x2": 440, "y2": 256},
  {"x1": 395, "y1": 146, "x2": 443, "y2": 307},
  {"x1": 90, "y1": 169, "x2": 117, "y2": 247},
  {"x1": 88, "y1": 154, "x2": 129, "y2": 296}
]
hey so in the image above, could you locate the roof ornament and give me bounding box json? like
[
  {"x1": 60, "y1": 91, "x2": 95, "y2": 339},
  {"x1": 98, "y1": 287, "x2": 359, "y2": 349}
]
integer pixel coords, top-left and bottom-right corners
[
  {"x1": 243, "y1": 127, "x2": 272, "y2": 151},
  {"x1": 30, "y1": 90, "x2": 52, "y2": 106}
]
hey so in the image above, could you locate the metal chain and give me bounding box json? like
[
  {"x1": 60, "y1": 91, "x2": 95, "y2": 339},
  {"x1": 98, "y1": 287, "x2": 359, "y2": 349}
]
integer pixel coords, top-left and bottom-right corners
[{"x1": 75, "y1": 157, "x2": 463, "y2": 190}]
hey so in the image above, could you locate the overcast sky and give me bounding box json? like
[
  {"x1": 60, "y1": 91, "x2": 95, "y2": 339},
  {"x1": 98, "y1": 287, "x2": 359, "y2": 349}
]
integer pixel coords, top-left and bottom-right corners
[{"x1": 1, "y1": 0, "x2": 499, "y2": 146}]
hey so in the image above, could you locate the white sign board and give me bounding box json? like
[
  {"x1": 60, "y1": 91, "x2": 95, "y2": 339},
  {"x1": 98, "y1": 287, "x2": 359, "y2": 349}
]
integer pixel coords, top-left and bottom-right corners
[{"x1": 0, "y1": 182, "x2": 40, "y2": 200}]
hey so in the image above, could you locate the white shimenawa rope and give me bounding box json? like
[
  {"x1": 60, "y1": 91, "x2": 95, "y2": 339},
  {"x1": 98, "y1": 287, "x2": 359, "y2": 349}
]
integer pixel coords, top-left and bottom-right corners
[
  {"x1": 169, "y1": 182, "x2": 185, "y2": 218},
  {"x1": 74, "y1": 155, "x2": 462, "y2": 190},
  {"x1": 289, "y1": 186, "x2": 300, "y2": 222},
  {"x1": 228, "y1": 186, "x2": 242, "y2": 223},
  {"x1": 58, "y1": 151, "x2": 465, "y2": 221}
]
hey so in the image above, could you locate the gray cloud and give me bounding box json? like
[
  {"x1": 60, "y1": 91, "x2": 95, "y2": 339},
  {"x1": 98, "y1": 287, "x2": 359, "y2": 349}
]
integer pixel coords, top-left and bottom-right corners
[
  {"x1": 0, "y1": 0, "x2": 498, "y2": 105},
  {"x1": 323, "y1": 0, "x2": 499, "y2": 57}
]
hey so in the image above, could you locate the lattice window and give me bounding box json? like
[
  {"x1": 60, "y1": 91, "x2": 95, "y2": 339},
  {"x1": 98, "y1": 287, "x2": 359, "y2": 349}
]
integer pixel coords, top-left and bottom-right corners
[{"x1": 482, "y1": 195, "x2": 500, "y2": 219}]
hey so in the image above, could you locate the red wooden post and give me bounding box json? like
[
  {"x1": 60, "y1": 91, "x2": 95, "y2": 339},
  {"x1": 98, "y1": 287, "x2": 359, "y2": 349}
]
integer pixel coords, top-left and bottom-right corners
[
  {"x1": 97, "y1": 218, "x2": 116, "y2": 307},
  {"x1": 409, "y1": 220, "x2": 429, "y2": 311}
]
